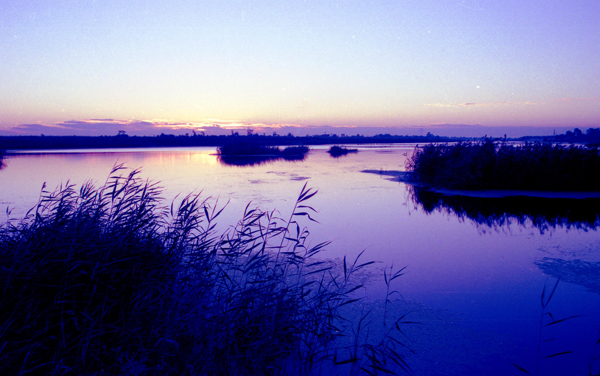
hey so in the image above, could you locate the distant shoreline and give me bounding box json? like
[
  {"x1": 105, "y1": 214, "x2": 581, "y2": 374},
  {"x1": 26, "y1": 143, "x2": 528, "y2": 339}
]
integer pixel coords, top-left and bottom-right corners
[
  {"x1": 2, "y1": 127, "x2": 598, "y2": 151},
  {"x1": 0, "y1": 134, "x2": 463, "y2": 151},
  {"x1": 362, "y1": 170, "x2": 600, "y2": 199}
]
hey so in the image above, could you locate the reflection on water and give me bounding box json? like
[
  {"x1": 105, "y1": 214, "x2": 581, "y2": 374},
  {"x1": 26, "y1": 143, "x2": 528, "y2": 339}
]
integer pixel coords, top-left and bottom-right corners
[
  {"x1": 2, "y1": 146, "x2": 600, "y2": 375},
  {"x1": 217, "y1": 153, "x2": 307, "y2": 166},
  {"x1": 409, "y1": 186, "x2": 600, "y2": 233},
  {"x1": 327, "y1": 146, "x2": 359, "y2": 159}
]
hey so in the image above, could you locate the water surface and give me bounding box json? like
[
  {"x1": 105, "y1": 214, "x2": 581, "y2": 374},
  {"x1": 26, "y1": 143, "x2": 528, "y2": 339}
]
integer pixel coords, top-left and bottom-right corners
[{"x1": 2, "y1": 145, "x2": 599, "y2": 375}]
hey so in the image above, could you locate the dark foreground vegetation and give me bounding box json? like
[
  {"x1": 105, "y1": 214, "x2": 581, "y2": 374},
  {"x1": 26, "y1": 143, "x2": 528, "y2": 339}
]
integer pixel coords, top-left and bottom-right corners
[
  {"x1": 327, "y1": 146, "x2": 358, "y2": 158},
  {"x1": 407, "y1": 140, "x2": 600, "y2": 191},
  {"x1": 0, "y1": 166, "x2": 409, "y2": 375}
]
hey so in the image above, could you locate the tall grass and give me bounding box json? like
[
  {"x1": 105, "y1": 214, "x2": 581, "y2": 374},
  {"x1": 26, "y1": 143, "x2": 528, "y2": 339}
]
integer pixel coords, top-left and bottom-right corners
[
  {"x1": 407, "y1": 140, "x2": 600, "y2": 191},
  {"x1": 0, "y1": 164, "x2": 409, "y2": 375}
]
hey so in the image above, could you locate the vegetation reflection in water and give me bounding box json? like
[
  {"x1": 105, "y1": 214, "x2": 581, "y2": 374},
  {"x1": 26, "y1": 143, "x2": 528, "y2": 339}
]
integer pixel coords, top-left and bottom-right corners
[
  {"x1": 0, "y1": 164, "x2": 414, "y2": 376},
  {"x1": 408, "y1": 185, "x2": 600, "y2": 376},
  {"x1": 408, "y1": 186, "x2": 600, "y2": 233},
  {"x1": 217, "y1": 143, "x2": 309, "y2": 166}
]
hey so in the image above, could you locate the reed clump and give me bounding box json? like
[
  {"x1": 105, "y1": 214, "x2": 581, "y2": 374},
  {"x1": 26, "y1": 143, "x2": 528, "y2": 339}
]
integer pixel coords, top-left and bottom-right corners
[
  {"x1": 407, "y1": 140, "x2": 600, "y2": 191},
  {"x1": 217, "y1": 144, "x2": 309, "y2": 166},
  {"x1": 0, "y1": 165, "x2": 408, "y2": 375},
  {"x1": 328, "y1": 146, "x2": 358, "y2": 158}
]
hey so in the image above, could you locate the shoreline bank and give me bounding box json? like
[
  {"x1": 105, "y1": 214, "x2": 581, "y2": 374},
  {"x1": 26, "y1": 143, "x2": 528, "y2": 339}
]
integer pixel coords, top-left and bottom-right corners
[{"x1": 362, "y1": 170, "x2": 600, "y2": 199}]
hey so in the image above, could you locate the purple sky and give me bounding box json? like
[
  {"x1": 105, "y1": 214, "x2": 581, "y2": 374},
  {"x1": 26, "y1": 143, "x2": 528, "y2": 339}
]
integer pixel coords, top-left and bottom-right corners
[{"x1": 1, "y1": 0, "x2": 599, "y2": 137}]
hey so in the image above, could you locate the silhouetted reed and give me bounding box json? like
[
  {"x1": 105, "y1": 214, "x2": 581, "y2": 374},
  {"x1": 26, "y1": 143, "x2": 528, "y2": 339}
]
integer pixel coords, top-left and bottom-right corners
[
  {"x1": 407, "y1": 140, "x2": 600, "y2": 191},
  {"x1": 0, "y1": 165, "x2": 409, "y2": 375},
  {"x1": 409, "y1": 186, "x2": 600, "y2": 233},
  {"x1": 512, "y1": 279, "x2": 584, "y2": 376}
]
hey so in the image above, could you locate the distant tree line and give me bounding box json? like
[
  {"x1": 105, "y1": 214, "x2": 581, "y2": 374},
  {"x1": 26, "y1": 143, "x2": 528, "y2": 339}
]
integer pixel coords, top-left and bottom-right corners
[
  {"x1": 0, "y1": 132, "x2": 460, "y2": 151},
  {"x1": 521, "y1": 127, "x2": 600, "y2": 146}
]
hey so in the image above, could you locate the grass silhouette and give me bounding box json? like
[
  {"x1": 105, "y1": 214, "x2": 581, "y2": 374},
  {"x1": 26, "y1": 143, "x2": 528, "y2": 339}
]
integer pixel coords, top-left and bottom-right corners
[
  {"x1": 407, "y1": 139, "x2": 600, "y2": 191},
  {"x1": 0, "y1": 164, "x2": 410, "y2": 375}
]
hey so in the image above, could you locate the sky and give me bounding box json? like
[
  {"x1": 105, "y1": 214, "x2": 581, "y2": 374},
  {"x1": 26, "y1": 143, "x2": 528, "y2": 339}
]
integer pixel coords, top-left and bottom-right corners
[{"x1": 1, "y1": 0, "x2": 599, "y2": 137}]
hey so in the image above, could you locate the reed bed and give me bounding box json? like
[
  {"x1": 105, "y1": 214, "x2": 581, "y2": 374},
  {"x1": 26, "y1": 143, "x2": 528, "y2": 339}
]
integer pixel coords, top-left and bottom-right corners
[
  {"x1": 217, "y1": 144, "x2": 310, "y2": 166},
  {"x1": 327, "y1": 146, "x2": 358, "y2": 158},
  {"x1": 407, "y1": 140, "x2": 600, "y2": 191},
  {"x1": 0, "y1": 165, "x2": 408, "y2": 375}
]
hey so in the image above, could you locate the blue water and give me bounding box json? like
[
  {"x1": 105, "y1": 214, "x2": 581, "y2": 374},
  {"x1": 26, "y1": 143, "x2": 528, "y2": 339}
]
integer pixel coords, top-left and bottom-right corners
[{"x1": 2, "y1": 145, "x2": 599, "y2": 375}]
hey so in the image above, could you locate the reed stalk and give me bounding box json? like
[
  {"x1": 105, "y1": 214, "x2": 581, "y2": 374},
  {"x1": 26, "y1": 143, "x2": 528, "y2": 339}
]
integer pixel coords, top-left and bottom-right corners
[{"x1": 0, "y1": 164, "x2": 411, "y2": 375}]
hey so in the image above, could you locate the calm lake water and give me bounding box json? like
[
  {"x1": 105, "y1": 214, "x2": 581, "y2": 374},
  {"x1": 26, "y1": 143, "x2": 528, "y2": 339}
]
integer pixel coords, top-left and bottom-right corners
[{"x1": 2, "y1": 145, "x2": 600, "y2": 375}]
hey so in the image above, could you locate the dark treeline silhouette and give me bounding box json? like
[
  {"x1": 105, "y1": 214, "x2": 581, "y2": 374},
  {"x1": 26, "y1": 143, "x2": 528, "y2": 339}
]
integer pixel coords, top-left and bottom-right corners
[
  {"x1": 520, "y1": 127, "x2": 600, "y2": 146},
  {"x1": 0, "y1": 132, "x2": 460, "y2": 151},
  {"x1": 407, "y1": 139, "x2": 600, "y2": 191},
  {"x1": 409, "y1": 186, "x2": 600, "y2": 233}
]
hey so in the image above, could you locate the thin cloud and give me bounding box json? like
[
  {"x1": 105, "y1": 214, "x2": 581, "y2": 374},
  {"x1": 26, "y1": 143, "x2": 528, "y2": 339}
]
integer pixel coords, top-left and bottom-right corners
[
  {"x1": 9, "y1": 123, "x2": 71, "y2": 134},
  {"x1": 423, "y1": 103, "x2": 457, "y2": 107},
  {"x1": 424, "y1": 101, "x2": 536, "y2": 107},
  {"x1": 2, "y1": 119, "x2": 311, "y2": 136},
  {"x1": 557, "y1": 97, "x2": 600, "y2": 102}
]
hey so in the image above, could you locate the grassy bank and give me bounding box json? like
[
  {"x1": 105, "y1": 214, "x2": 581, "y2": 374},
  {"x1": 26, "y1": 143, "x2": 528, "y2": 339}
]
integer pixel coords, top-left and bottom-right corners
[
  {"x1": 0, "y1": 165, "x2": 408, "y2": 375},
  {"x1": 407, "y1": 140, "x2": 600, "y2": 191}
]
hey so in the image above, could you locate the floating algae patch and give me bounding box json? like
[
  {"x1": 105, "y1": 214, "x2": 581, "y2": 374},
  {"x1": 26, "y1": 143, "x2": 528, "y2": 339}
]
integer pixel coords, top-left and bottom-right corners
[{"x1": 535, "y1": 258, "x2": 600, "y2": 294}]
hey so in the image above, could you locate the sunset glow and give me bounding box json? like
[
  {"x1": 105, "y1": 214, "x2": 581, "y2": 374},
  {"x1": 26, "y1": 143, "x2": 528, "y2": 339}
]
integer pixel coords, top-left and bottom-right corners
[{"x1": 1, "y1": 0, "x2": 599, "y2": 137}]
